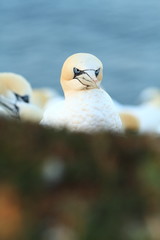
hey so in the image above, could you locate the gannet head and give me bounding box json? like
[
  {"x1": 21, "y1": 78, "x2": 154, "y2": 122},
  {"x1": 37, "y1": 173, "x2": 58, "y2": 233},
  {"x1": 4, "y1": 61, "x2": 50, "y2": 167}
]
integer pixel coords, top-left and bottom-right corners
[
  {"x1": 0, "y1": 73, "x2": 32, "y2": 118},
  {"x1": 0, "y1": 73, "x2": 32, "y2": 103},
  {"x1": 60, "y1": 53, "x2": 103, "y2": 95}
]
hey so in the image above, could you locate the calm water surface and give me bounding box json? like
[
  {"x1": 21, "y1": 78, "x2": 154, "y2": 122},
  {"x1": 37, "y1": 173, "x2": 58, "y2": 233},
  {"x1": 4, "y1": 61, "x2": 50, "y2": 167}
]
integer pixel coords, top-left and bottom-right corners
[{"x1": 0, "y1": 0, "x2": 160, "y2": 103}]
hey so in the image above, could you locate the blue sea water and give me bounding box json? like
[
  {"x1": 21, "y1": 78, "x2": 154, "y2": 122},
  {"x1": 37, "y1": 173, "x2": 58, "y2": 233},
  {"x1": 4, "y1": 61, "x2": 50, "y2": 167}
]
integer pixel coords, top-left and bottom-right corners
[{"x1": 0, "y1": 0, "x2": 160, "y2": 103}]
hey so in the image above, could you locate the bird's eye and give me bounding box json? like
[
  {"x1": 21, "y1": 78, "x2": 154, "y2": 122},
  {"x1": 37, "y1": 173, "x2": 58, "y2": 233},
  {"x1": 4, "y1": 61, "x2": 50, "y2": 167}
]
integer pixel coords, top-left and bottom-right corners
[
  {"x1": 14, "y1": 93, "x2": 29, "y2": 103},
  {"x1": 95, "y1": 68, "x2": 100, "y2": 77},
  {"x1": 73, "y1": 67, "x2": 82, "y2": 77},
  {"x1": 21, "y1": 95, "x2": 29, "y2": 103}
]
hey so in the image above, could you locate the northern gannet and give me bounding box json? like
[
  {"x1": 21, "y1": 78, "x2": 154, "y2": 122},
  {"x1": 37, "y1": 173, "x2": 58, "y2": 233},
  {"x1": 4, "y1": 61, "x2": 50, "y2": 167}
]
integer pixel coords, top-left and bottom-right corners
[
  {"x1": 139, "y1": 87, "x2": 160, "y2": 107},
  {"x1": 0, "y1": 73, "x2": 43, "y2": 122},
  {"x1": 114, "y1": 100, "x2": 160, "y2": 134},
  {"x1": 41, "y1": 53, "x2": 122, "y2": 133}
]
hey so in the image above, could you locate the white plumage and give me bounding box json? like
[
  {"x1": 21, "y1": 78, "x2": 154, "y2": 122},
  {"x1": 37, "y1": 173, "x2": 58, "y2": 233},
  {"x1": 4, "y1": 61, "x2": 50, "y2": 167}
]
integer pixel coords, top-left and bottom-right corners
[
  {"x1": 42, "y1": 88, "x2": 122, "y2": 132},
  {"x1": 0, "y1": 72, "x2": 43, "y2": 122},
  {"x1": 114, "y1": 100, "x2": 160, "y2": 134},
  {"x1": 41, "y1": 53, "x2": 122, "y2": 133}
]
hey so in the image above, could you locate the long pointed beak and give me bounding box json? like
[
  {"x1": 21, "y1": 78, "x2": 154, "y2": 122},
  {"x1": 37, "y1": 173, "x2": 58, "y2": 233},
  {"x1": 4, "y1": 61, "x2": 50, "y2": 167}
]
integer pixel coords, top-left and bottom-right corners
[
  {"x1": 0, "y1": 96, "x2": 20, "y2": 119},
  {"x1": 84, "y1": 70, "x2": 97, "y2": 82},
  {"x1": 79, "y1": 70, "x2": 99, "y2": 89}
]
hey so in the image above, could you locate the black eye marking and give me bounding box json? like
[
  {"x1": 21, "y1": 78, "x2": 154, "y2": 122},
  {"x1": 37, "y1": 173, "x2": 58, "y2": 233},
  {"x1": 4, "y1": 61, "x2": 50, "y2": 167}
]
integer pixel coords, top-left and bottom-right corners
[
  {"x1": 73, "y1": 67, "x2": 101, "y2": 79},
  {"x1": 95, "y1": 68, "x2": 100, "y2": 77},
  {"x1": 73, "y1": 67, "x2": 81, "y2": 74},
  {"x1": 73, "y1": 67, "x2": 83, "y2": 78},
  {"x1": 14, "y1": 93, "x2": 29, "y2": 103},
  {"x1": 21, "y1": 95, "x2": 29, "y2": 103}
]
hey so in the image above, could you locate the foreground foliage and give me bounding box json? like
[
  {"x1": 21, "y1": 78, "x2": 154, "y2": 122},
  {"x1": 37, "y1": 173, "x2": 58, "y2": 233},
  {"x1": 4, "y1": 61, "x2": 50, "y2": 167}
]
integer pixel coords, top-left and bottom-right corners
[{"x1": 0, "y1": 118, "x2": 160, "y2": 240}]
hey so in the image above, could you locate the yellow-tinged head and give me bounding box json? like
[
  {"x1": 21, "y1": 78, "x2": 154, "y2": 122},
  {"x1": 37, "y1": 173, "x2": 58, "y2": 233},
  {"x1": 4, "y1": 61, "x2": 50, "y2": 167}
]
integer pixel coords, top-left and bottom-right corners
[
  {"x1": 60, "y1": 53, "x2": 103, "y2": 95},
  {"x1": 0, "y1": 73, "x2": 32, "y2": 102}
]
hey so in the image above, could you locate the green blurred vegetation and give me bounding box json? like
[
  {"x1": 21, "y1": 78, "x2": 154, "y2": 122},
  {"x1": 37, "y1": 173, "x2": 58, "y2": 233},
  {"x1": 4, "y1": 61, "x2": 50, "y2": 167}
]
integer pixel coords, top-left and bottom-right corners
[{"x1": 0, "y1": 118, "x2": 160, "y2": 240}]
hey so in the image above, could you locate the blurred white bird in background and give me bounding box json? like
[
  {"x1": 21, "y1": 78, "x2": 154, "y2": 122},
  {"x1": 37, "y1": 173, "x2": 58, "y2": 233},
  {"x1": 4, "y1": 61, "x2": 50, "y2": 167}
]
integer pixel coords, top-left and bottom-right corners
[
  {"x1": 114, "y1": 87, "x2": 160, "y2": 134},
  {"x1": 32, "y1": 87, "x2": 63, "y2": 110},
  {"x1": 41, "y1": 53, "x2": 122, "y2": 133},
  {"x1": 139, "y1": 87, "x2": 160, "y2": 107},
  {"x1": 0, "y1": 73, "x2": 43, "y2": 122}
]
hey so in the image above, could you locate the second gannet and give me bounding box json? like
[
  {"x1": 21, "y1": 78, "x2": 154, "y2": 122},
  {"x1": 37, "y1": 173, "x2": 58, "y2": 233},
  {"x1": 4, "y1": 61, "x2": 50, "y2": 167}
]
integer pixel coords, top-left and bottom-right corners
[
  {"x1": 41, "y1": 53, "x2": 122, "y2": 133},
  {"x1": 0, "y1": 73, "x2": 43, "y2": 122},
  {"x1": 114, "y1": 100, "x2": 160, "y2": 134},
  {"x1": 139, "y1": 87, "x2": 160, "y2": 107}
]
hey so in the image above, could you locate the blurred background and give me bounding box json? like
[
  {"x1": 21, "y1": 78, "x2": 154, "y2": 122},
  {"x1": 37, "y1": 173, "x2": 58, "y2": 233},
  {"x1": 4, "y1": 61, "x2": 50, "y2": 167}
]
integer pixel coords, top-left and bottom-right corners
[
  {"x1": 0, "y1": 2, "x2": 160, "y2": 239},
  {"x1": 0, "y1": 0, "x2": 160, "y2": 104}
]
